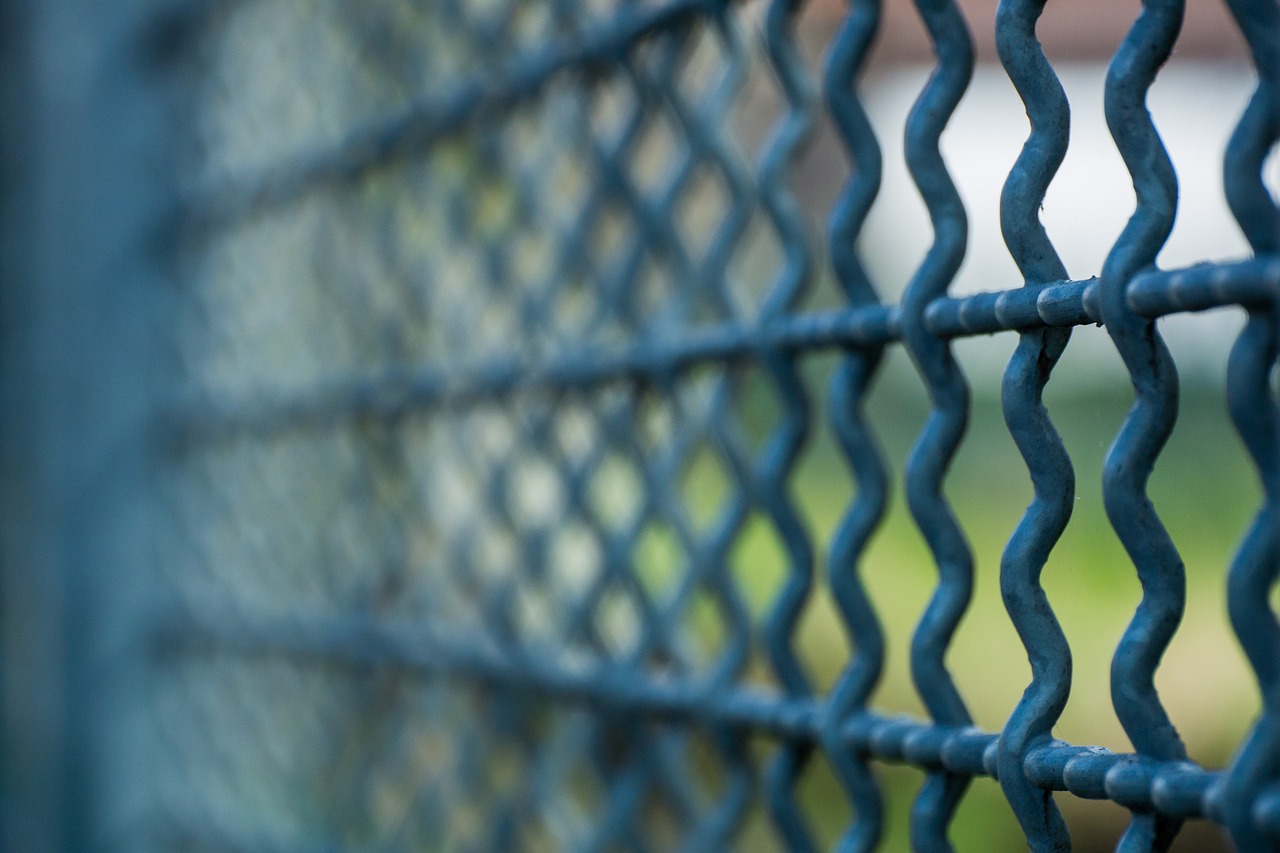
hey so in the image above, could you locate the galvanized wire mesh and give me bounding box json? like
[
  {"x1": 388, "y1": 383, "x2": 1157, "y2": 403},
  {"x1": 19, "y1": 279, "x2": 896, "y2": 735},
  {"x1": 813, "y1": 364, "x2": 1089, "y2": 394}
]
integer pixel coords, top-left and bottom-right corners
[{"x1": 143, "y1": 0, "x2": 1280, "y2": 850}]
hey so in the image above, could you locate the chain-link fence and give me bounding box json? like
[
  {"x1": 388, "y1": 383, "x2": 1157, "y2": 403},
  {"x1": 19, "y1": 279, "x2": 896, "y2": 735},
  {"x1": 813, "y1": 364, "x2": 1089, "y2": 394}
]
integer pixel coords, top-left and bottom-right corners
[{"x1": 3, "y1": 0, "x2": 1279, "y2": 851}]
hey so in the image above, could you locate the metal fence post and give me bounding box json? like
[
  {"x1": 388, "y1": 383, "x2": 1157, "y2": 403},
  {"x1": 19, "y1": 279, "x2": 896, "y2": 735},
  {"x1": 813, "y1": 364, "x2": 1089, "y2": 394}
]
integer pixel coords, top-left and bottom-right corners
[{"x1": 0, "y1": 1, "x2": 176, "y2": 850}]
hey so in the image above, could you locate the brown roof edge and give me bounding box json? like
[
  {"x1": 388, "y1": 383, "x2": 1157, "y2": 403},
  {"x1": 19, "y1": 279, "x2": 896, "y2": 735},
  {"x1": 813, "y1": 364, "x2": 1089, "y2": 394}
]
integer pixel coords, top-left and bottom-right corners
[{"x1": 800, "y1": 0, "x2": 1250, "y2": 66}]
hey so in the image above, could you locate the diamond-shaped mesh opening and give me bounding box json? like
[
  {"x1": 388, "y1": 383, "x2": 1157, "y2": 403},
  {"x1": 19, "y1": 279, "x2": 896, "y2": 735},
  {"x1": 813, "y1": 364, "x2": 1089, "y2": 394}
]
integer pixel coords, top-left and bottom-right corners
[
  {"x1": 419, "y1": 424, "x2": 483, "y2": 533},
  {"x1": 478, "y1": 294, "x2": 525, "y2": 355},
  {"x1": 549, "y1": 728, "x2": 609, "y2": 836},
  {"x1": 626, "y1": 108, "x2": 686, "y2": 197},
  {"x1": 553, "y1": 404, "x2": 601, "y2": 468},
  {"x1": 637, "y1": 784, "x2": 688, "y2": 851},
  {"x1": 796, "y1": 751, "x2": 855, "y2": 850},
  {"x1": 548, "y1": 521, "x2": 603, "y2": 604},
  {"x1": 437, "y1": 247, "x2": 487, "y2": 318},
  {"x1": 545, "y1": 265, "x2": 598, "y2": 345},
  {"x1": 472, "y1": 407, "x2": 520, "y2": 457},
  {"x1": 635, "y1": 390, "x2": 677, "y2": 457},
  {"x1": 594, "y1": 583, "x2": 646, "y2": 660},
  {"x1": 515, "y1": 820, "x2": 560, "y2": 852},
  {"x1": 587, "y1": 203, "x2": 636, "y2": 278},
  {"x1": 793, "y1": 357, "x2": 858, "y2": 531},
  {"x1": 536, "y1": 123, "x2": 594, "y2": 226},
  {"x1": 733, "y1": 739, "x2": 793, "y2": 850},
  {"x1": 473, "y1": 522, "x2": 517, "y2": 589},
  {"x1": 516, "y1": 583, "x2": 561, "y2": 649},
  {"x1": 588, "y1": 452, "x2": 646, "y2": 530},
  {"x1": 509, "y1": 2, "x2": 559, "y2": 43},
  {"x1": 730, "y1": 511, "x2": 790, "y2": 621},
  {"x1": 676, "y1": 164, "x2": 736, "y2": 278},
  {"x1": 510, "y1": 453, "x2": 566, "y2": 529},
  {"x1": 726, "y1": 38, "x2": 783, "y2": 170},
  {"x1": 482, "y1": 738, "x2": 529, "y2": 804},
  {"x1": 471, "y1": 173, "x2": 522, "y2": 241},
  {"x1": 731, "y1": 364, "x2": 787, "y2": 454},
  {"x1": 794, "y1": 588, "x2": 846, "y2": 694},
  {"x1": 460, "y1": 0, "x2": 510, "y2": 32},
  {"x1": 727, "y1": 209, "x2": 786, "y2": 319},
  {"x1": 677, "y1": 586, "x2": 732, "y2": 672},
  {"x1": 631, "y1": 257, "x2": 680, "y2": 333},
  {"x1": 675, "y1": 19, "x2": 742, "y2": 109},
  {"x1": 634, "y1": 519, "x2": 684, "y2": 605},
  {"x1": 680, "y1": 444, "x2": 735, "y2": 533},
  {"x1": 684, "y1": 728, "x2": 733, "y2": 804},
  {"x1": 590, "y1": 68, "x2": 643, "y2": 148}
]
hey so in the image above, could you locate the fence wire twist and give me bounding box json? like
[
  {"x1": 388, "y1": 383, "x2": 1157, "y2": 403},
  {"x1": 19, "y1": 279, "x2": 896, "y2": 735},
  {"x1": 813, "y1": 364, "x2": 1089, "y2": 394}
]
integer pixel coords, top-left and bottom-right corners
[{"x1": 147, "y1": 0, "x2": 1280, "y2": 850}]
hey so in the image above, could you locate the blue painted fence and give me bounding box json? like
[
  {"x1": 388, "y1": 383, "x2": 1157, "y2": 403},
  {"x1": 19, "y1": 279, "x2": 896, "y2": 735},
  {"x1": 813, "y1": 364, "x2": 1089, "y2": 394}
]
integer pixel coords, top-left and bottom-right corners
[{"x1": 2, "y1": 0, "x2": 1279, "y2": 850}]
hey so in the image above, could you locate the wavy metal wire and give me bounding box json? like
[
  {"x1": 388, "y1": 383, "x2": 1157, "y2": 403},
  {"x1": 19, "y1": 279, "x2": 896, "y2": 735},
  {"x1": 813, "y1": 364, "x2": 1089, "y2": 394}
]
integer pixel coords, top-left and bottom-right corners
[
  {"x1": 993, "y1": 0, "x2": 1074, "y2": 849},
  {"x1": 755, "y1": 0, "x2": 821, "y2": 848},
  {"x1": 148, "y1": 0, "x2": 1280, "y2": 850},
  {"x1": 822, "y1": 0, "x2": 888, "y2": 850},
  {"x1": 897, "y1": 1, "x2": 974, "y2": 849},
  {"x1": 1100, "y1": 1, "x2": 1189, "y2": 849},
  {"x1": 1221, "y1": 1, "x2": 1280, "y2": 851}
]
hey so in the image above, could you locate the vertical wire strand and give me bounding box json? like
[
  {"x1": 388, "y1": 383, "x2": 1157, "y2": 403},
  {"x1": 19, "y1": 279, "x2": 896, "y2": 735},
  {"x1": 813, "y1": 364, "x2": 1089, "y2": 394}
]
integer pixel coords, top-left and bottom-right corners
[
  {"x1": 821, "y1": 1, "x2": 890, "y2": 850},
  {"x1": 755, "y1": 0, "x2": 820, "y2": 847},
  {"x1": 1099, "y1": 0, "x2": 1188, "y2": 849},
  {"x1": 992, "y1": 1, "x2": 1075, "y2": 850},
  {"x1": 546, "y1": 22, "x2": 739, "y2": 847},
  {"x1": 899, "y1": 0, "x2": 975, "y2": 850},
  {"x1": 665, "y1": 12, "x2": 759, "y2": 850},
  {"x1": 1218, "y1": 0, "x2": 1280, "y2": 849}
]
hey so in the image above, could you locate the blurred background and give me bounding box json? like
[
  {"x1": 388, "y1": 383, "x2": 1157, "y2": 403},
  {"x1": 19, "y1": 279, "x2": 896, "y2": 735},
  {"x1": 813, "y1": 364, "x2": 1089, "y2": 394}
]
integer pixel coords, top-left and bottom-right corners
[{"x1": 2, "y1": 0, "x2": 1277, "y2": 851}]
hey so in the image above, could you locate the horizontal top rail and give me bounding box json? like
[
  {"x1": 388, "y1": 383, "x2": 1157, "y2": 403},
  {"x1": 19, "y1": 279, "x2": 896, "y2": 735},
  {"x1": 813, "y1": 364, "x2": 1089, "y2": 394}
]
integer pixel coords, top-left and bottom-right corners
[
  {"x1": 155, "y1": 603, "x2": 1255, "y2": 830},
  {"x1": 169, "y1": 257, "x2": 1278, "y2": 446}
]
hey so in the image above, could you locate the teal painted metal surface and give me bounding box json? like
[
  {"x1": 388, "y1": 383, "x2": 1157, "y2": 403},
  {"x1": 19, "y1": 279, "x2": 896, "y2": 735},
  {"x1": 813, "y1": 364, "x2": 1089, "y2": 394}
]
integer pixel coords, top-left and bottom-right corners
[
  {"x1": 160, "y1": 0, "x2": 1280, "y2": 849},
  {"x1": 4, "y1": 0, "x2": 1279, "y2": 850}
]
